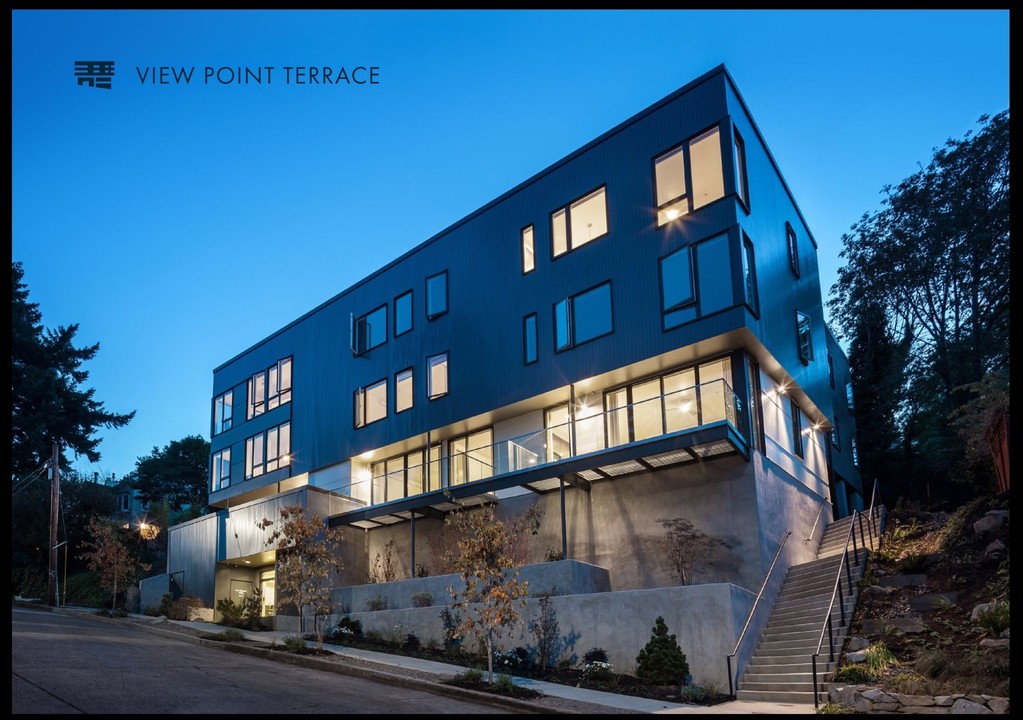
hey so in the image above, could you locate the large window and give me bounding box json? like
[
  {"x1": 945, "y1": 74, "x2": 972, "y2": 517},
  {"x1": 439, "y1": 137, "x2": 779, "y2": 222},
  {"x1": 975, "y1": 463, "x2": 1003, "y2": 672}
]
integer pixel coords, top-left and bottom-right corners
[
  {"x1": 449, "y1": 428, "x2": 494, "y2": 485},
  {"x1": 660, "y1": 245, "x2": 695, "y2": 330},
  {"x1": 786, "y1": 222, "x2": 800, "y2": 278},
  {"x1": 351, "y1": 305, "x2": 387, "y2": 355},
  {"x1": 523, "y1": 313, "x2": 538, "y2": 365},
  {"x1": 734, "y1": 128, "x2": 749, "y2": 208},
  {"x1": 213, "y1": 390, "x2": 233, "y2": 436},
  {"x1": 521, "y1": 225, "x2": 535, "y2": 274},
  {"x1": 796, "y1": 311, "x2": 813, "y2": 364},
  {"x1": 554, "y1": 281, "x2": 612, "y2": 351},
  {"x1": 354, "y1": 379, "x2": 387, "y2": 428},
  {"x1": 247, "y1": 357, "x2": 292, "y2": 420},
  {"x1": 426, "y1": 271, "x2": 448, "y2": 319},
  {"x1": 211, "y1": 448, "x2": 231, "y2": 492},
  {"x1": 394, "y1": 291, "x2": 413, "y2": 337},
  {"x1": 395, "y1": 368, "x2": 413, "y2": 413},
  {"x1": 244, "y1": 421, "x2": 291, "y2": 479},
  {"x1": 654, "y1": 125, "x2": 726, "y2": 226},
  {"x1": 551, "y1": 186, "x2": 608, "y2": 257},
  {"x1": 428, "y1": 353, "x2": 448, "y2": 399},
  {"x1": 741, "y1": 234, "x2": 759, "y2": 314}
]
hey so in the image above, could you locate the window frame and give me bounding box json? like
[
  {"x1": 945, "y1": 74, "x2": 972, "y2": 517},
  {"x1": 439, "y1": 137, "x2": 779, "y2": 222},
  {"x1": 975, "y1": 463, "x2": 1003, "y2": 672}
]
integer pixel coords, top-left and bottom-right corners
[
  {"x1": 427, "y1": 352, "x2": 449, "y2": 400},
  {"x1": 523, "y1": 312, "x2": 538, "y2": 365},
  {"x1": 791, "y1": 398, "x2": 804, "y2": 460},
  {"x1": 796, "y1": 310, "x2": 813, "y2": 365},
  {"x1": 521, "y1": 224, "x2": 535, "y2": 275},
  {"x1": 553, "y1": 280, "x2": 614, "y2": 353},
  {"x1": 550, "y1": 185, "x2": 609, "y2": 259},
  {"x1": 741, "y1": 233, "x2": 759, "y2": 316},
  {"x1": 786, "y1": 222, "x2": 800, "y2": 278},
  {"x1": 394, "y1": 290, "x2": 413, "y2": 338},
  {"x1": 212, "y1": 389, "x2": 233, "y2": 436},
  {"x1": 354, "y1": 377, "x2": 388, "y2": 428},
  {"x1": 351, "y1": 304, "x2": 388, "y2": 356},
  {"x1": 425, "y1": 271, "x2": 448, "y2": 320},
  {"x1": 653, "y1": 143, "x2": 690, "y2": 227},
  {"x1": 244, "y1": 421, "x2": 291, "y2": 480},
  {"x1": 734, "y1": 127, "x2": 749, "y2": 211},
  {"x1": 395, "y1": 367, "x2": 414, "y2": 414},
  {"x1": 211, "y1": 448, "x2": 232, "y2": 492},
  {"x1": 247, "y1": 357, "x2": 293, "y2": 420}
]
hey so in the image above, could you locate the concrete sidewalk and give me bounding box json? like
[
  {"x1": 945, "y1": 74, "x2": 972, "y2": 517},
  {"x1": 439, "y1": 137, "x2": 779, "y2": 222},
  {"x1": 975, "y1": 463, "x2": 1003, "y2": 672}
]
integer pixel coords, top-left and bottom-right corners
[{"x1": 46, "y1": 605, "x2": 817, "y2": 714}]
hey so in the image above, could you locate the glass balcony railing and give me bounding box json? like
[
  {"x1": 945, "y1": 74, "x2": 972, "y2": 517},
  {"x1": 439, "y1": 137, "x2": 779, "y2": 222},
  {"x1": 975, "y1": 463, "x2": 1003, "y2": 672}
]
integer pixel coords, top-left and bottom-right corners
[{"x1": 342, "y1": 378, "x2": 744, "y2": 509}]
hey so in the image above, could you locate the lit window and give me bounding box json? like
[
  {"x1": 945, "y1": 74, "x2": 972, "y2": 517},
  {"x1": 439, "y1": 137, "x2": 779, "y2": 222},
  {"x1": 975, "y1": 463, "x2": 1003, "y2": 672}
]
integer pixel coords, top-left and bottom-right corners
[
  {"x1": 523, "y1": 313, "x2": 538, "y2": 365},
  {"x1": 395, "y1": 368, "x2": 413, "y2": 413},
  {"x1": 449, "y1": 428, "x2": 494, "y2": 485},
  {"x1": 846, "y1": 381, "x2": 855, "y2": 411},
  {"x1": 247, "y1": 357, "x2": 293, "y2": 419},
  {"x1": 786, "y1": 222, "x2": 800, "y2": 278},
  {"x1": 213, "y1": 390, "x2": 233, "y2": 435},
  {"x1": 395, "y1": 291, "x2": 413, "y2": 337},
  {"x1": 831, "y1": 417, "x2": 841, "y2": 450},
  {"x1": 796, "y1": 311, "x2": 813, "y2": 364},
  {"x1": 851, "y1": 436, "x2": 859, "y2": 467},
  {"x1": 428, "y1": 353, "x2": 448, "y2": 400},
  {"x1": 551, "y1": 186, "x2": 608, "y2": 258},
  {"x1": 244, "y1": 422, "x2": 291, "y2": 479},
  {"x1": 355, "y1": 379, "x2": 388, "y2": 428},
  {"x1": 554, "y1": 281, "x2": 612, "y2": 351},
  {"x1": 211, "y1": 448, "x2": 231, "y2": 492},
  {"x1": 654, "y1": 146, "x2": 688, "y2": 226},
  {"x1": 426, "y1": 271, "x2": 448, "y2": 320},
  {"x1": 521, "y1": 225, "x2": 535, "y2": 274},
  {"x1": 741, "y1": 234, "x2": 759, "y2": 313},
  {"x1": 351, "y1": 305, "x2": 388, "y2": 355},
  {"x1": 690, "y1": 126, "x2": 725, "y2": 210},
  {"x1": 734, "y1": 128, "x2": 749, "y2": 207}
]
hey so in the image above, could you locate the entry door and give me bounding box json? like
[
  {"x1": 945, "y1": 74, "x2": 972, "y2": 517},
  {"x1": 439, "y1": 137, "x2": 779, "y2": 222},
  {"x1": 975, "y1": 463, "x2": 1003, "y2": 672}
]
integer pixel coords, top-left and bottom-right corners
[{"x1": 259, "y1": 570, "x2": 275, "y2": 617}]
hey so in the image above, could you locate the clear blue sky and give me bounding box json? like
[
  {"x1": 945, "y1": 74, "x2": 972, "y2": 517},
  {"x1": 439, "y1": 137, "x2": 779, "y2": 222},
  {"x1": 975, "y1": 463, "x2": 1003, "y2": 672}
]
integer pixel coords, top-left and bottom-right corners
[{"x1": 12, "y1": 10, "x2": 1009, "y2": 484}]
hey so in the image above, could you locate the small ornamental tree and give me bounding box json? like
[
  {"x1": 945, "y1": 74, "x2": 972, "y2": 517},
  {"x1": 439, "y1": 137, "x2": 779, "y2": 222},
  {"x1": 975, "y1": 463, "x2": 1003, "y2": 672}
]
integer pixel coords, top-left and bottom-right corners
[
  {"x1": 656, "y1": 517, "x2": 732, "y2": 585},
  {"x1": 635, "y1": 616, "x2": 690, "y2": 687},
  {"x1": 446, "y1": 502, "x2": 542, "y2": 683},
  {"x1": 79, "y1": 515, "x2": 150, "y2": 612},
  {"x1": 258, "y1": 505, "x2": 344, "y2": 649}
]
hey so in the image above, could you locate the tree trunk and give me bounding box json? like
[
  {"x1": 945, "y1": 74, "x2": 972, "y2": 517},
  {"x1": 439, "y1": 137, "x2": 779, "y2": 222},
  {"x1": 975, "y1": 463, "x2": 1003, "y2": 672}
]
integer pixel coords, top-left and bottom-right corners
[{"x1": 486, "y1": 633, "x2": 494, "y2": 684}]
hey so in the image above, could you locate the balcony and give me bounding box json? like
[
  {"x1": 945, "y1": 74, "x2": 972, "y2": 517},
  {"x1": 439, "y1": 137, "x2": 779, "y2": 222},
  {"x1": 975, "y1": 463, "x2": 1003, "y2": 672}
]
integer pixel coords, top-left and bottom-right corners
[{"x1": 329, "y1": 377, "x2": 749, "y2": 529}]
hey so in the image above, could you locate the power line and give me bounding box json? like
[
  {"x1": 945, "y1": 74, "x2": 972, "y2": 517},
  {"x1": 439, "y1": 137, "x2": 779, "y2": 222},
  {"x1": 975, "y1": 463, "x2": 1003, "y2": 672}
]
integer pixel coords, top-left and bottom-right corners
[{"x1": 11, "y1": 460, "x2": 51, "y2": 497}]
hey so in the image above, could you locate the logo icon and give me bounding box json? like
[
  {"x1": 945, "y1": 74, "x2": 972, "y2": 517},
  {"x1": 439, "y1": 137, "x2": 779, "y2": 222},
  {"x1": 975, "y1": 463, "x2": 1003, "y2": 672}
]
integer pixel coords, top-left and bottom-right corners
[{"x1": 74, "y1": 61, "x2": 115, "y2": 89}]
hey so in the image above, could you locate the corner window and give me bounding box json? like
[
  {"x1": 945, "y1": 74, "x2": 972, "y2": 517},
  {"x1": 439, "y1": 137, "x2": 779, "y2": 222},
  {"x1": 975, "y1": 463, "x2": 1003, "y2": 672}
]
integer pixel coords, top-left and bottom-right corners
[
  {"x1": 355, "y1": 379, "x2": 387, "y2": 428},
  {"x1": 394, "y1": 291, "x2": 413, "y2": 337},
  {"x1": 551, "y1": 186, "x2": 608, "y2": 258},
  {"x1": 654, "y1": 146, "x2": 688, "y2": 226},
  {"x1": 741, "y1": 234, "x2": 759, "y2": 314},
  {"x1": 247, "y1": 357, "x2": 292, "y2": 419},
  {"x1": 660, "y1": 246, "x2": 694, "y2": 330},
  {"x1": 554, "y1": 281, "x2": 612, "y2": 352},
  {"x1": 734, "y1": 128, "x2": 749, "y2": 208},
  {"x1": 654, "y1": 125, "x2": 725, "y2": 225},
  {"x1": 521, "y1": 225, "x2": 535, "y2": 274},
  {"x1": 351, "y1": 305, "x2": 387, "y2": 355},
  {"x1": 796, "y1": 311, "x2": 813, "y2": 364},
  {"x1": 524, "y1": 313, "x2": 538, "y2": 365},
  {"x1": 213, "y1": 390, "x2": 233, "y2": 436},
  {"x1": 211, "y1": 448, "x2": 231, "y2": 492},
  {"x1": 395, "y1": 368, "x2": 413, "y2": 413},
  {"x1": 426, "y1": 271, "x2": 448, "y2": 319},
  {"x1": 786, "y1": 222, "x2": 800, "y2": 278},
  {"x1": 791, "y1": 399, "x2": 804, "y2": 460},
  {"x1": 427, "y1": 353, "x2": 448, "y2": 400},
  {"x1": 244, "y1": 421, "x2": 291, "y2": 479}
]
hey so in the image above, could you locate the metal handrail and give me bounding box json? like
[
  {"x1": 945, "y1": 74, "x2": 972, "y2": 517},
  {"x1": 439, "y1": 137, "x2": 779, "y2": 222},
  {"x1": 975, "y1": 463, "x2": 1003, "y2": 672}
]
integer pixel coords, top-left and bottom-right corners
[
  {"x1": 810, "y1": 509, "x2": 868, "y2": 709},
  {"x1": 726, "y1": 530, "x2": 792, "y2": 698},
  {"x1": 805, "y1": 496, "x2": 832, "y2": 542}
]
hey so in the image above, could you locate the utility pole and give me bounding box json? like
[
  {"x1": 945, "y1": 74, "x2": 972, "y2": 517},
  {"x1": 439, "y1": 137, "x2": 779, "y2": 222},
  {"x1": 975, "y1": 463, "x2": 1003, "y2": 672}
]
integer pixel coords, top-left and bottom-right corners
[{"x1": 48, "y1": 441, "x2": 60, "y2": 607}]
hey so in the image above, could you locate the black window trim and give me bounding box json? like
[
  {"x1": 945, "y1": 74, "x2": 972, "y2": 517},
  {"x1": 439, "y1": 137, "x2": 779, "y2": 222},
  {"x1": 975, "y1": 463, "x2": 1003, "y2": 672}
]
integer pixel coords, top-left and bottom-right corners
[
  {"x1": 394, "y1": 290, "x2": 414, "y2": 338},
  {"x1": 354, "y1": 377, "x2": 388, "y2": 429},
  {"x1": 552, "y1": 279, "x2": 614, "y2": 353},
  {"x1": 523, "y1": 312, "x2": 538, "y2": 366},
  {"x1": 394, "y1": 366, "x2": 414, "y2": 414},
  {"x1": 550, "y1": 184, "x2": 610, "y2": 260},
  {"x1": 425, "y1": 271, "x2": 449, "y2": 320}
]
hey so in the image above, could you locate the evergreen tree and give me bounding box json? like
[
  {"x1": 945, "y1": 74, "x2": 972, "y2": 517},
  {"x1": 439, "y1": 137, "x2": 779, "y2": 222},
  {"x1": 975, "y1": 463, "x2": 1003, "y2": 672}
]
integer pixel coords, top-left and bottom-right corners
[
  {"x1": 635, "y1": 616, "x2": 690, "y2": 686},
  {"x1": 133, "y1": 434, "x2": 211, "y2": 515},
  {"x1": 11, "y1": 261, "x2": 135, "y2": 480}
]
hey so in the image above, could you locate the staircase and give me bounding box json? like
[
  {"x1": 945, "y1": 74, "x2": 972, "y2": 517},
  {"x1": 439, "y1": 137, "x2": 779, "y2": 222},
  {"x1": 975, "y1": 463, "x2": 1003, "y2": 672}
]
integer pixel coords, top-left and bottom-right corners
[{"x1": 735, "y1": 510, "x2": 884, "y2": 704}]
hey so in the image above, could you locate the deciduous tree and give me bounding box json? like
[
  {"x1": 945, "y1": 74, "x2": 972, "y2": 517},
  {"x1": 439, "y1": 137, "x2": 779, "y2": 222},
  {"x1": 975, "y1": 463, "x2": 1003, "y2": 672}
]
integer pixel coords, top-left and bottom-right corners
[{"x1": 79, "y1": 515, "x2": 150, "y2": 612}]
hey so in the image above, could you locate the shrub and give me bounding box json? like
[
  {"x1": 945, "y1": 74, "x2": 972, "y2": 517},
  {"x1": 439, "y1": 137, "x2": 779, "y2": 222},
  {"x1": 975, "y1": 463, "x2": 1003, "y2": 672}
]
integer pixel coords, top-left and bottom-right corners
[
  {"x1": 975, "y1": 600, "x2": 1010, "y2": 635},
  {"x1": 216, "y1": 597, "x2": 244, "y2": 627},
  {"x1": 214, "y1": 628, "x2": 246, "y2": 642},
  {"x1": 459, "y1": 667, "x2": 484, "y2": 684},
  {"x1": 583, "y1": 661, "x2": 616, "y2": 683},
  {"x1": 168, "y1": 596, "x2": 205, "y2": 621},
  {"x1": 440, "y1": 607, "x2": 462, "y2": 655},
  {"x1": 391, "y1": 623, "x2": 410, "y2": 646},
  {"x1": 333, "y1": 616, "x2": 363, "y2": 638},
  {"x1": 494, "y1": 674, "x2": 516, "y2": 692},
  {"x1": 283, "y1": 635, "x2": 306, "y2": 653},
  {"x1": 831, "y1": 663, "x2": 878, "y2": 684},
  {"x1": 528, "y1": 593, "x2": 560, "y2": 669},
  {"x1": 405, "y1": 632, "x2": 421, "y2": 651},
  {"x1": 411, "y1": 591, "x2": 433, "y2": 608},
  {"x1": 366, "y1": 597, "x2": 387, "y2": 611},
  {"x1": 493, "y1": 649, "x2": 525, "y2": 671},
  {"x1": 678, "y1": 683, "x2": 714, "y2": 703},
  {"x1": 544, "y1": 546, "x2": 564, "y2": 562},
  {"x1": 62, "y1": 572, "x2": 111, "y2": 608},
  {"x1": 635, "y1": 616, "x2": 689, "y2": 686},
  {"x1": 864, "y1": 642, "x2": 897, "y2": 674},
  {"x1": 897, "y1": 553, "x2": 929, "y2": 573},
  {"x1": 583, "y1": 647, "x2": 609, "y2": 665},
  {"x1": 369, "y1": 540, "x2": 397, "y2": 584},
  {"x1": 414, "y1": 563, "x2": 430, "y2": 578}
]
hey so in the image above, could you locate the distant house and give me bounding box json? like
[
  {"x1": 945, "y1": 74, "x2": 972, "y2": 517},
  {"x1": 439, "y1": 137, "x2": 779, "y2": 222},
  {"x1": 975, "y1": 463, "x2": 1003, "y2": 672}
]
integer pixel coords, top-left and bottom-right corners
[{"x1": 150, "y1": 64, "x2": 863, "y2": 689}]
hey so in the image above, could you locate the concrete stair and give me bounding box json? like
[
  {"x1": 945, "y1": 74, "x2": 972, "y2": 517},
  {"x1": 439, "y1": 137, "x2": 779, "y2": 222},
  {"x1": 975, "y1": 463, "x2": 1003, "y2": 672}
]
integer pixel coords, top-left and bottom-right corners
[{"x1": 734, "y1": 509, "x2": 884, "y2": 705}]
